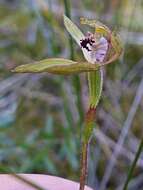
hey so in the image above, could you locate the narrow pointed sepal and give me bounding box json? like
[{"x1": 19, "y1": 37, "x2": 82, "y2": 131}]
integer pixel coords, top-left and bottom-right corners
[
  {"x1": 12, "y1": 58, "x2": 103, "y2": 75},
  {"x1": 63, "y1": 14, "x2": 84, "y2": 46},
  {"x1": 63, "y1": 15, "x2": 92, "y2": 63}
]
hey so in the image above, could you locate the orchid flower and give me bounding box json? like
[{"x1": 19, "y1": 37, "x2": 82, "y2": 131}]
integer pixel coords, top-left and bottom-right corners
[
  {"x1": 13, "y1": 15, "x2": 122, "y2": 107},
  {"x1": 13, "y1": 15, "x2": 122, "y2": 74},
  {"x1": 13, "y1": 15, "x2": 123, "y2": 190}
]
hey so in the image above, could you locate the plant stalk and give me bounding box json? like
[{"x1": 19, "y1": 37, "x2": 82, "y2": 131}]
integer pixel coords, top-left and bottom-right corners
[
  {"x1": 123, "y1": 137, "x2": 143, "y2": 190},
  {"x1": 79, "y1": 107, "x2": 96, "y2": 190}
]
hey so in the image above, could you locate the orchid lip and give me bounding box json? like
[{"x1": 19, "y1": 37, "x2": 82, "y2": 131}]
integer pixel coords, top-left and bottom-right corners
[{"x1": 80, "y1": 32, "x2": 109, "y2": 64}]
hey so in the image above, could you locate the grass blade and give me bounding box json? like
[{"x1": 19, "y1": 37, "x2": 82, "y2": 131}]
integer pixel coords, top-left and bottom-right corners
[{"x1": 123, "y1": 138, "x2": 143, "y2": 190}]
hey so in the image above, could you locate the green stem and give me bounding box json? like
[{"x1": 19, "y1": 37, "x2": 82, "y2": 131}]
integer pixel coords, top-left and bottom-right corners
[
  {"x1": 79, "y1": 107, "x2": 96, "y2": 190},
  {"x1": 123, "y1": 137, "x2": 143, "y2": 190}
]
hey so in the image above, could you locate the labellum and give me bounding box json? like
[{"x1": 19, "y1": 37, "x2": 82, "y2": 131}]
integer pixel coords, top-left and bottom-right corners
[{"x1": 80, "y1": 32, "x2": 109, "y2": 64}]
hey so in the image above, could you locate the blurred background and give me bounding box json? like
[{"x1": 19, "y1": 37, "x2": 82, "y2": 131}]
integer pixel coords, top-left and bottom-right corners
[{"x1": 0, "y1": 0, "x2": 143, "y2": 190}]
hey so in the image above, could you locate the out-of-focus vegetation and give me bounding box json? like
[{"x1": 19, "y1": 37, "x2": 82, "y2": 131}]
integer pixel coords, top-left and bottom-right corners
[{"x1": 0, "y1": 0, "x2": 143, "y2": 190}]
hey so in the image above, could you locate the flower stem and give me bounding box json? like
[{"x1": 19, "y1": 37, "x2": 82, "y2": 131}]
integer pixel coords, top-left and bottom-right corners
[
  {"x1": 79, "y1": 107, "x2": 96, "y2": 190},
  {"x1": 123, "y1": 137, "x2": 143, "y2": 190}
]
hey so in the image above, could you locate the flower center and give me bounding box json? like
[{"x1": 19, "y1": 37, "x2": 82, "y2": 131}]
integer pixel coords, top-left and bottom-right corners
[{"x1": 80, "y1": 32, "x2": 95, "y2": 52}]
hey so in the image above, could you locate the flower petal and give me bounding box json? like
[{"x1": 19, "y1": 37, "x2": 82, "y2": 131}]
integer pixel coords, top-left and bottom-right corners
[
  {"x1": 80, "y1": 17, "x2": 111, "y2": 35},
  {"x1": 63, "y1": 15, "x2": 92, "y2": 63},
  {"x1": 12, "y1": 58, "x2": 102, "y2": 75},
  {"x1": 63, "y1": 15, "x2": 84, "y2": 45}
]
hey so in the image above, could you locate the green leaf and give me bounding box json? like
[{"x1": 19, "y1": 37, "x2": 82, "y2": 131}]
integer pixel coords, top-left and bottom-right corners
[
  {"x1": 12, "y1": 58, "x2": 102, "y2": 75},
  {"x1": 88, "y1": 69, "x2": 103, "y2": 108}
]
